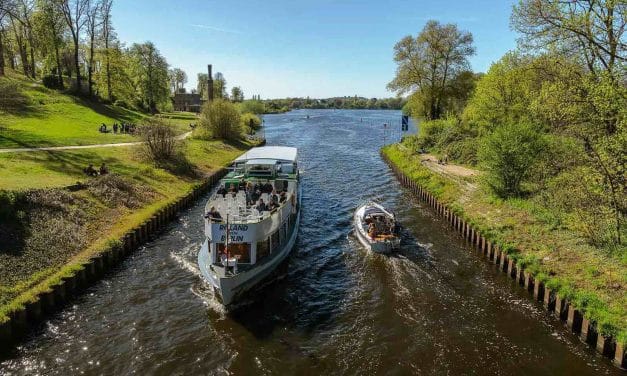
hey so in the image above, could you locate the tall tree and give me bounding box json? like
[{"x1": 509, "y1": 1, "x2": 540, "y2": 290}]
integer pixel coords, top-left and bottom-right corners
[
  {"x1": 0, "y1": 2, "x2": 7, "y2": 76},
  {"x1": 37, "y1": 0, "x2": 66, "y2": 87},
  {"x1": 512, "y1": 0, "x2": 626, "y2": 78},
  {"x1": 85, "y1": 0, "x2": 101, "y2": 97},
  {"x1": 213, "y1": 71, "x2": 226, "y2": 99},
  {"x1": 100, "y1": 0, "x2": 113, "y2": 100},
  {"x1": 128, "y1": 41, "x2": 169, "y2": 113},
  {"x1": 197, "y1": 72, "x2": 207, "y2": 98},
  {"x1": 230, "y1": 86, "x2": 243, "y2": 102},
  {"x1": 387, "y1": 20, "x2": 475, "y2": 120},
  {"x1": 57, "y1": 0, "x2": 89, "y2": 93}
]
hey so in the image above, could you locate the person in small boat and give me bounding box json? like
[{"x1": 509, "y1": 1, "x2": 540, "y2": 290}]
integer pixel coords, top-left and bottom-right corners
[
  {"x1": 204, "y1": 206, "x2": 222, "y2": 221},
  {"x1": 368, "y1": 222, "x2": 378, "y2": 238},
  {"x1": 255, "y1": 199, "x2": 267, "y2": 212}
]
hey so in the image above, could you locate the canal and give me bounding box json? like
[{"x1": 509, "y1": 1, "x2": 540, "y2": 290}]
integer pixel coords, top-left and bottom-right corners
[{"x1": 0, "y1": 109, "x2": 619, "y2": 375}]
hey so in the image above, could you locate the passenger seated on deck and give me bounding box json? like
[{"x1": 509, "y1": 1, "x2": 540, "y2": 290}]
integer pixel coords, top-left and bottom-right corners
[
  {"x1": 228, "y1": 184, "x2": 238, "y2": 197},
  {"x1": 263, "y1": 182, "x2": 273, "y2": 193},
  {"x1": 279, "y1": 191, "x2": 287, "y2": 203},
  {"x1": 204, "y1": 206, "x2": 222, "y2": 221},
  {"x1": 270, "y1": 189, "x2": 279, "y2": 205},
  {"x1": 217, "y1": 185, "x2": 227, "y2": 198},
  {"x1": 255, "y1": 199, "x2": 268, "y2": 212}
]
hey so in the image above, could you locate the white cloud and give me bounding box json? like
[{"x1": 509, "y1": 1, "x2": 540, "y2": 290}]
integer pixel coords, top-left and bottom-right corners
[{"x1": 190, "y1": 24, "x2": 241, "y2": 34}]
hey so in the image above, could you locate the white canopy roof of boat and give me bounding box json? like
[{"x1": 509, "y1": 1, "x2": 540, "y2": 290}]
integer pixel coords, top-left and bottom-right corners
[{"x1": 235, "y1": 146, "x2": 297, "y2": 163}]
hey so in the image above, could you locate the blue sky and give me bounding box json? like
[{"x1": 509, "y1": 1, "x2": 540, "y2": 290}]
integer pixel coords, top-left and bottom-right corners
[{"x1": 112, "y1": 0, "x2": 518, "y2": 99}]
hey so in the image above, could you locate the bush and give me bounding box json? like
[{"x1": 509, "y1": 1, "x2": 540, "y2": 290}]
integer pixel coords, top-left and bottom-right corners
[
  {"x1": 42, "y1": 74, "x2": 63, "y2": 89},
  {"x1": 478, "y1": 122, "x2": 546, "y2": 198},
  {"x1": 199, "y1": 99, "x2": 242, "y2": 140},
  {"x1": 241, "y1": 112, "x2": 261, "y2": 134},
  {"x1": 139, "y1": 119, "x2": 178, "y2": 161}
]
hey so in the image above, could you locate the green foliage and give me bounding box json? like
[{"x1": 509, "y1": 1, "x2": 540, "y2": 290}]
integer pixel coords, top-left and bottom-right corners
[
  {"x1": 387, "y1": 20, "x2": 475, "y2": 119},
  {"x1": 138, "y1": 119, "x2": 179, "y2": 162},
  {"x1": 241, "y1": 112, "x2": 261, "y2": 134},
  {"x1": 199, "y1": 99, "x2": 242, "y2": 140},
  {"x1": 127, "y1": 42, "x2": 170, "y2": 113},
  {"x1": 478, "y1": 122, "x2": 547, "y2": 198},
  {"x1": 262, "y1": 96, "x2": 404, "y2": 112},
  {"x1": 0, "y1": 79, "x2": 30, "y2": 112},
  {"x1": 238, "y1": 100, "x2": 266, "y2": 115}
]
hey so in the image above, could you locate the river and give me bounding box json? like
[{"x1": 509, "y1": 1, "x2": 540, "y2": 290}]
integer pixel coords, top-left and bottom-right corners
[{"x1": 0, "y1": 109, "x2": 619, "y2": 375}]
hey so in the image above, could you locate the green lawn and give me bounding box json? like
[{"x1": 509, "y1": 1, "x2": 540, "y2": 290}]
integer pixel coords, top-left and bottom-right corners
[{"x1": 0, "y1": 73, "x2": 189, "y2": 148}]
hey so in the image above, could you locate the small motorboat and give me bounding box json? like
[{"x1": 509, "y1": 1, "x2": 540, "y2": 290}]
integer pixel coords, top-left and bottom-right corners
[{"x1": 353, "y1": 202, "x2": 401, "y2": 254}]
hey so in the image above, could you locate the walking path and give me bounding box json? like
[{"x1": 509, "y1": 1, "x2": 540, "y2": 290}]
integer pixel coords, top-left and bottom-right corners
[{"x1": 0, "y1": 131, "x2": 193, "y2": 153}]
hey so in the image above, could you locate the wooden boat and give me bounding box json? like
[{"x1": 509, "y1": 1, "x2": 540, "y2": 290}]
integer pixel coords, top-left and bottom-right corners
[{"x1": 353, "y1": 202, "x2": 400, "y2": 254}]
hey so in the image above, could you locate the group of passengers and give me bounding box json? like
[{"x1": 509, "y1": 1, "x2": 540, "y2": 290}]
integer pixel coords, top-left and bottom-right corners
[
  {"x1": 365, "y1": 215, "x2": 398, "y2": 239},
  {"x1": 208, "y1": 181, "x2": 288, "y2": 220}
]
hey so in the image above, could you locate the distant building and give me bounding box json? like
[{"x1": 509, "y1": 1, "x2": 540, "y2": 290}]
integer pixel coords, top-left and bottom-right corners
[
  {"x1": 172, "y1": 90, "x2": 204, "y2": 112},
  {"x1": 171, "y1": 64, "x2": 214, "y2": 113}
]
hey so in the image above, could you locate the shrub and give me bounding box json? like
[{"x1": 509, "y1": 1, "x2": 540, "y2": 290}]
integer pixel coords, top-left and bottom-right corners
[
  {"x1": 139, "y1": 119, "x2": 178, "y2": 161},
  {"x1": 478, "y1": 122, "x2": 546, "y2": 198},
  {"x1": 238, "y1": 100, "x2": 265, "y2": 115},
  {"x1": 241, "y1": 112, "x2": 261, "y2": 134},
  {"x1": 42, "y1": 74, "x2": 63, "y2": 89},
  {"x1": 199, "y1": 99, "x2": 242, "y2": 140},
  {"x1": 113, "y1": 99, "x2": 130, "y2": 109}
]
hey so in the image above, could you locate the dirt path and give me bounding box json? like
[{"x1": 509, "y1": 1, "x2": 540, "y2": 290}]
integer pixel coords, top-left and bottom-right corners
[
  {"x1": 0, "y1": 131, "x2": 192, "y2": 154},
  {"x1": 418, "y1": 153, "x2": 480, "y2": 202}
]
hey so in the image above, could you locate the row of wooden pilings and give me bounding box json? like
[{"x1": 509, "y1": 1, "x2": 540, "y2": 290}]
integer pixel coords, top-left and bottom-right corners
[
  {"x1": 381, "y1": 152, "x2": 626, "y2": 370},
  {"x1": 0, "y1": 167, "x2": 229, "y2": 354}
]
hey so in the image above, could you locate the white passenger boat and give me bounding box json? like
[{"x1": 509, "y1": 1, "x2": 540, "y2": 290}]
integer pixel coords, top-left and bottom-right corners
[
  {"x1": 353, "y1": 202, "x2": 400, "y2": 254},
  {"x1": 198, "y1": 146, "x2": 301, "y2": 306}
]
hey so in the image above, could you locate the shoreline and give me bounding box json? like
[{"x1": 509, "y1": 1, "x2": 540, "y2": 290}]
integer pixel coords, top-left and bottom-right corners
[
  {"x1": 381, "y1": 146, "x2": 626, "y2": 369},
  {"x1": 0, "y1": 140, "x2": 263, "y2": 354}
]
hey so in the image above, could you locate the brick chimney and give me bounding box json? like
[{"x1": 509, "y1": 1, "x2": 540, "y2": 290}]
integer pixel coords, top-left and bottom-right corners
[{"x1": 207, "y1": 64, "x2": 214, "y2": 101}]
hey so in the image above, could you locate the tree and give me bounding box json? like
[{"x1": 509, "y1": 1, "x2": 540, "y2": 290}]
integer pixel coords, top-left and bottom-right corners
[
  {"x1": 213, "y1": 71, "x2": 226, "y2": 99},
  {"x1": 0, "y1": 2, "x2": 8, "y2": 76},
  {"x1": 85, "y1": 0, "x2": 102, "y2": 97},
  {"x1": 197, "y1": 72, "x2": 207, "y2": 99},
  {"x1": 100, "y1": 0, "x2": 113, "y2": 100},
  {"x1": 230, "y1": 86, "x2": 243, "y2": 102},
  {"x1": 36, "y1": 0, "x2": 66, "y2": 87},
  {"x1": 512, "y1": 0, "x2": 626, "y2": 78},
  {"x1": 168, "y1": 68, "x2": 186, "y2": 93},
  {"x1": 128, "y1": 41, "x2": 169, "y2": 113},
  {"x1": 387, "y1": 20, "x2": 475, "y2": 120},
  {"x1": 199, "y1": 99, "x2": 241, "y2": 140},
  {"x1": 57, "y1": 0, "x2": 89, "y2": 93},
  {"x1": 478, "y1": 122, "x2": 547, "y2": 198}
]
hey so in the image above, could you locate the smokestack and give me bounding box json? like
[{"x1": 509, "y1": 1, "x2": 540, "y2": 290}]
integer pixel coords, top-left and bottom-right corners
[{"x1": 207, "y1": 64, "x2": 214, "y2": 101}]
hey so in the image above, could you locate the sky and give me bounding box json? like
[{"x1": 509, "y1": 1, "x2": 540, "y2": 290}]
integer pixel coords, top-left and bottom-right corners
[{"x1": 112, "y1": 0, "x2": 519, "y2": 99}]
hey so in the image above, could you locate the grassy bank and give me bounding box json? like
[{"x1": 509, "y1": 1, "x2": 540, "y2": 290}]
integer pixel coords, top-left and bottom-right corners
[
  {"x1": 0, "y1": 135, "x2": 254, "y2": 324},
  {"x1": 0, "y1": 72, "x2": 191, "y2": 149},
  {"x1": 382, "y1": 143, "x2": 626, "y2": 344}
]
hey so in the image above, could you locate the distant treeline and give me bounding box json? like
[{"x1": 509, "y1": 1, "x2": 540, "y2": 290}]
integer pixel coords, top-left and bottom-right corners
[{"x1": 262, "y1": 96, "x2": 406, "y2": 113}]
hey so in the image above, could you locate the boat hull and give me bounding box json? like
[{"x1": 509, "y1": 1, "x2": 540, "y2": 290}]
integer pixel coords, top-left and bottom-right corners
[
  {"x1": 353, "y1": 203, "x2": 400, "y2": 254},
  {"x1": 198, "y1": 208, "x2": 300, "y2": 306}
]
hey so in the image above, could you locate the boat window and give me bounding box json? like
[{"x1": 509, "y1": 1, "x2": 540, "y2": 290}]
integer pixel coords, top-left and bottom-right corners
[
  {"x1": 257, "y1": 238, "x2": 270, "y2": 261},
  {"x1": 217, "y1": 243, "x2": 251, "y2": 263},
  {"x1": 271, "y1": 231, "x2": 280, "y2": 252}
]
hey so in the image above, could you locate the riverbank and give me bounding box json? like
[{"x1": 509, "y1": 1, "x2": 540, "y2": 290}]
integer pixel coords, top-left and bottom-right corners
[
  {"x1": 0, "y1": 138, "x2": 256, "y2": 333},
  {"x1": 382, "y1": 142, "x2": 626, "y2": 367}
]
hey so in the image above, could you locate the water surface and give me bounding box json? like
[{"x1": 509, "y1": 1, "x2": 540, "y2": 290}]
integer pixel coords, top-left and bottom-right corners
[{"x1": 0, "y1": 109, "x2": 618, "y2": 375}]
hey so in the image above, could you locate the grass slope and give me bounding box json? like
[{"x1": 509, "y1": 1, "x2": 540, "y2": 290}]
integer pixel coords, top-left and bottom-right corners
[
  {"x1": 0, "y1": 72, "x2": 192, "y2": 148},
  {"x1": 383, "y1": 143, "x2": 627, "y2": 344}
]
